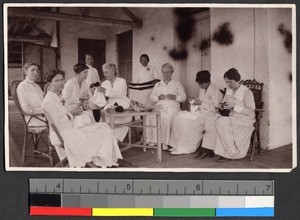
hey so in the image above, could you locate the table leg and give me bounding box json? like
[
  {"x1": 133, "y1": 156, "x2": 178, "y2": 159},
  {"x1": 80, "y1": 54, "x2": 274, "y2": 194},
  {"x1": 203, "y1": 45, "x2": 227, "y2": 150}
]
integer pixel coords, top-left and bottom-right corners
[
  {"x1": 142, "y1": 115, "x2": 147, "y2": 152},
  {"x1": 156, "y1": 113, "x2": 162, "y2": 163}
]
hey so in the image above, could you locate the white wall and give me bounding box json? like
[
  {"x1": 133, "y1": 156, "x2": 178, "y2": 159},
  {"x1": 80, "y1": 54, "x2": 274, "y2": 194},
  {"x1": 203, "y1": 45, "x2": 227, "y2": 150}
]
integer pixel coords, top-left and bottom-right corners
[
  {"x1": 131, "y1": 8, "x2": 177, "y2": 81},
  {"x1": 267, "y1": 8, "x2": 293, "y2": 149},
  {"x1": 210, "y1": 7, "x2": 293, "y2": 149}
]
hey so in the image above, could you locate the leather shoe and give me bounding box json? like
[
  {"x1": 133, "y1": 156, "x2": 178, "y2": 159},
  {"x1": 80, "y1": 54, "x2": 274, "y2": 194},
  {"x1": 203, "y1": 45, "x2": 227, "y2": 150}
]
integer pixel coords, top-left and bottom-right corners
[
  {"x1": 196, "y1": 151, "x2": 215, "y2": 159},
  {"x1": 216, "y1": 156, "x2": 230, "y2": 163}
]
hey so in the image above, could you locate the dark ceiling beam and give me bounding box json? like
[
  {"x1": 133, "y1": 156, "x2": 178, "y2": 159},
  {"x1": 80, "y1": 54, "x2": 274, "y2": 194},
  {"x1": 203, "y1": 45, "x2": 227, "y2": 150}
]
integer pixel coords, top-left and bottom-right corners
[
  {"x1": 8, "y1": 8, "x2": 142, "y2": 29},
  {"x1": 120, "y1": 7, "x2": 142, "y2": 25},
  {"x1": 8, "y1": 34, "x2": 51, "y2": 45}
]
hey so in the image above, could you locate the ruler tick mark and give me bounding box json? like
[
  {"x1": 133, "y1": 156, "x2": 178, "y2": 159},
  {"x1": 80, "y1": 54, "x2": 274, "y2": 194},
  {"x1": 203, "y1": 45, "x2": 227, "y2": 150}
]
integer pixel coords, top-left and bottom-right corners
[
  {"x1": 254, "y1": 187, "x2": 256, "y2": 194},
  {"x1": 97, "y1": 183, "x2": 99, "y2": 193},
  {"x1": 176, "y1": 189, "x2": 178, "y2": 195},
  {"x1": 184, "y1": 186, "x2": 186, "y2": 194},
  {"x1": 210, "y1": 189, "x2": 212, "y2": 195},
  {"x1": 150, "y1": 186, "x2": 152, "y2": 194},
  {"x1": 71, "y1": 188, "x2": 73, "y2": 193},
  {"x1": 219, "y1": 187, "x2": 221, "y2": 195},
  {"x1": 158, "y1": 189, "x2": 160, "y2": 194},
  {"x1": 106, "y1": 189, "x2": 108, "y2": 194},
  {"x1": 115, "y1": 186, "x2": 117, "y2": 193},
  {"x1": 167, "y1": 183, "x2": 169, "y2": 194},
  {"x1": 228, "y1": 190, "x2": 230, "y2": 195},
  {"x1": 80, "y1": 186, "x2": 82, "y2": 193},
  {"x1": 246, "y1": 190, "x2": 248, "y2": 195}
]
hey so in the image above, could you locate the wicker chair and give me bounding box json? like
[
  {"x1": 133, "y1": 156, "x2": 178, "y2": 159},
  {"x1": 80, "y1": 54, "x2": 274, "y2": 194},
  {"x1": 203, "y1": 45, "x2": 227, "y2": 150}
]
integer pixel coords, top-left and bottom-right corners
[{"x1": 11, "y1": 80, "x2": 53, "y2": 167}]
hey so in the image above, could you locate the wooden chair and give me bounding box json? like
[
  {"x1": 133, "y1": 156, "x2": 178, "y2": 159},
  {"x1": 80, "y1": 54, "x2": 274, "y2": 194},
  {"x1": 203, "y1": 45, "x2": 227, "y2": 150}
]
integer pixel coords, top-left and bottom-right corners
[
  {"x1": 43, "y1": 112, "x2": 68, "y2": 167},
  {"x1": 44, "y1": 111, "x2": 97, "y2": 168},
  {"x1": 240, "y1": 79, "x2": 264, "y2": 161},
  {"x1": 11, "y1": 80, "x2": 53, "y2": 167}
]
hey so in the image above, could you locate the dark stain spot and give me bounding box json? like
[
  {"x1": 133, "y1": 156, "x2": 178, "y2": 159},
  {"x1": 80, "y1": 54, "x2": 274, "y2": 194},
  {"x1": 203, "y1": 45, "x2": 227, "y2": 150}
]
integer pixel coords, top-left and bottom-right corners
[
  {"x1": 288, "y1": 72, "x2": 292, "y2": 83},
  {"x1": 193, "y1": 44, "x2": 197, "y2": 48},
  {"x1": 169, "y1": 48, "x2": 188, "y2": 60},
  {"x1": 213, "y1": 22, "x2": 234, "y2": 45},
  {"x1": 278, "y1": 24, "x2": 292, "y2": 53},
  {"x1": 151, "y1": 36, "x2": 155, "y2": 41},
  {"x1": 202, "y1": 130, "x2": 206, "y2": 135},
  {"x1": 174, "y1": 8, "x2": 196, "y2": 43},
  {"x1": 199, "y1": 38, "x2": 211, "y2": 51},
  {"x1": 163, "y1": 46, "x2": 167, "y2": 50}
]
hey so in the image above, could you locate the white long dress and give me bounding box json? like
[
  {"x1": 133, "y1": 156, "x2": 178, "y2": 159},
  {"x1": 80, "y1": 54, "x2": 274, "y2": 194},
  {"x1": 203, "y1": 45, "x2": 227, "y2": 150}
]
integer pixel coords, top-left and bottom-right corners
[
  {"x1": 146, "y1": 80, "x2": 186, "y2": 145},
  {"x1": 42, "y1": 91, "x2": 122, "y2": 168},
  {"x1": 16, "y1": 78, "x2": 46, "y2": 128},
  {"x1": 102, "y1": 77, "x2": 132, "y2": 141},
  {"x1": 214, "y1": 84, "x2": 255, "y2": 159},
  {"x1": 169, "y1": 84, "x2": 222, "y2": 154},
  {"x1": 131, "y1": 65, "x2": 159, "y2": 106}
]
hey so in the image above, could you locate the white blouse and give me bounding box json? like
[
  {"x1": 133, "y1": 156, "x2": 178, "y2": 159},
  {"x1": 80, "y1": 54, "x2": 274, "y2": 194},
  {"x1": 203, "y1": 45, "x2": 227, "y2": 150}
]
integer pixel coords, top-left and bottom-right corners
[{"x1": 16, "y1": 78, "x2": 46, "y2": 127}]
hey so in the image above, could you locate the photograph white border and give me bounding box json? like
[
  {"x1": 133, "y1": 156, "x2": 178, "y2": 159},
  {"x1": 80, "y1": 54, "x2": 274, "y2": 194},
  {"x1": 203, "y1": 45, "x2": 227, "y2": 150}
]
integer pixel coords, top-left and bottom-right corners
[{"x1": 4, "y1": 3, "x2": 297, "y2": 172}]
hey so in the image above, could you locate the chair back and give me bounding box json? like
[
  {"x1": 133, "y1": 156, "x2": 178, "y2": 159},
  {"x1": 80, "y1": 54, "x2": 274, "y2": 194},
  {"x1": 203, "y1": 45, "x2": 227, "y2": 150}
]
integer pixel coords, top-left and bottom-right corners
[
  {"x1": 11, "y1": 80, "x2": 27, "y2": 125},
  {"x1": 241, "y1": 79, "x2": 264, "y2": 109},
  {"x1": 43, "y1": 83, "x2": 50, "y2": 96},
  {"x1": 44, "y1": 112, "x2": 64, "y2": 146}
]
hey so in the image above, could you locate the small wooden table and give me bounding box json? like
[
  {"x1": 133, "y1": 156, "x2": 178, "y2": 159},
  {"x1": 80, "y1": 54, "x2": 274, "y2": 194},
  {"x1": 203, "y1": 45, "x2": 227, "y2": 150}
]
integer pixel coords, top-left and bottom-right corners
[{"x1": 104, "y1": 110, "x2": 162, "y2": 163}]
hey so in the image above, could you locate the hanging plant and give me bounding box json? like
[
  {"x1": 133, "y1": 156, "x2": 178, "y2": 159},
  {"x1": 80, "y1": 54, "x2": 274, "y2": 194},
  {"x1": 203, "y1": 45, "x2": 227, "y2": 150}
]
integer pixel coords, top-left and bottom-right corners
[
  {"x1": 278, "y1": 24, "x2": 292, "y2": 53},
  {"x1": 212, "y1": 22, "x2": 234, "y2": 45}
]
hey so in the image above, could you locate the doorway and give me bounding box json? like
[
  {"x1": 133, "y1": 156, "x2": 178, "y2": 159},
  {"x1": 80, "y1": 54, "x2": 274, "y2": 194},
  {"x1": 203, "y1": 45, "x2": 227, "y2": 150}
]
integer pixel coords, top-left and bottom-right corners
[
  {"x1": 117, "y1": 30, "x2": 133, "y2": 82},
  {"x1": 78, "y1": 38, "x2": 106, "y2": 80}
]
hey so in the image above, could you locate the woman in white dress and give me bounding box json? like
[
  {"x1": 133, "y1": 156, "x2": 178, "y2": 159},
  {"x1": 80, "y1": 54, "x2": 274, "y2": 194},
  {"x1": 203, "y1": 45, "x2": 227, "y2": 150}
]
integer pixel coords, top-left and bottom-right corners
[
  {"x1": 169, "y1": 70, "x2": 222, "y2": 155},
  {"x1": 42, "y1": 69, "x2": 122, "y2": 168},
  {"x1": 131, "y1": 54, "x2": 159, "y2": 106},
  {"x1": 16, "y1": 62, "x2": 46, "y2": 128},
  {"x1": 146, "y1": 63, "x2": 186, "y2": 150},
  {"x1": 97, "y1": 63, "x2": 132, "y2": 142},
  {"x1": 62, "y1": 63, "x2": 95, "y2": 126},
  {"x1": 213, "y1": 68, "x2": 255, "y2": 162}
]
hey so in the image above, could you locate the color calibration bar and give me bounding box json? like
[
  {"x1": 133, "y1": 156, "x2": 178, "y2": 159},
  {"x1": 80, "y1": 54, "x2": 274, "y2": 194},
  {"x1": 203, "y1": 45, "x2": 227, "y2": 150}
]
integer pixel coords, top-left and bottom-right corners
[
  {"x1": 29, "y1": 179, "x2": 274, "y2": 217},
  {"x1": 29, "y1": 194, "x2": 274, "y2": 217}
]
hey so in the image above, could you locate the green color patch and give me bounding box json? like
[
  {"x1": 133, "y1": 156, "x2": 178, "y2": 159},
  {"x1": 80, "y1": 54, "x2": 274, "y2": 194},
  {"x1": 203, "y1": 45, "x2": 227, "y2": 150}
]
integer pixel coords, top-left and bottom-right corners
[{"x1": 154, "y1": 208, "x2": 215, "y2": 217}]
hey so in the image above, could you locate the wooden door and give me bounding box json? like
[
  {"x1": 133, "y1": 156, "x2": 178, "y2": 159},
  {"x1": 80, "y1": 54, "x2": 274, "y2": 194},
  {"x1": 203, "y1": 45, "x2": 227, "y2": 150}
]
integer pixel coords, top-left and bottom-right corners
[
  {"x1": 117, "y1": 30, "x2": 133, "y2": 82},
  {"x1": 78, "y1": 38, "x2": 106, "y2": 80}
]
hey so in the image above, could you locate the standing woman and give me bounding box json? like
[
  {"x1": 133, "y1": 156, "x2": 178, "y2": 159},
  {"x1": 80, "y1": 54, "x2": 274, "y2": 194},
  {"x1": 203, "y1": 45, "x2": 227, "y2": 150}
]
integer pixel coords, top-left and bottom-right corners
[
  {"x1": 97, "y1": 63, "x2": 132, "y2": 141},
  {"x1": 16, "y1": 61, "x2": 46, "y2": 127},
  {"x1": 42, "y1": 69, "x2": 122, "y2": 168},
  {"x1": 131, "y1": 54, "x2": 160, "y2": 106},
  {"x1": 214, "y1": 68, "x2": 255, "y2": 161}
]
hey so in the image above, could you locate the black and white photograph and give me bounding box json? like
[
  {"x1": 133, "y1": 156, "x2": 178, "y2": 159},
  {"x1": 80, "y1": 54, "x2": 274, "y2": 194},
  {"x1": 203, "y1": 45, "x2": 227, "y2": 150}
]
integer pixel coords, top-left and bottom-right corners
[{"x1": 4, "y1": 3, "x2": 296, "y2": 171}]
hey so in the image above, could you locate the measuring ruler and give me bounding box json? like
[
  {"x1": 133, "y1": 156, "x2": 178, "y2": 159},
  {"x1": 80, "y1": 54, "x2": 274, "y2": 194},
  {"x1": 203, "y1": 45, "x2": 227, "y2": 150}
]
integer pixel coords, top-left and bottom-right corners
[{"x1": 29, "y1": 179, "x2": 274, "y2": 217}]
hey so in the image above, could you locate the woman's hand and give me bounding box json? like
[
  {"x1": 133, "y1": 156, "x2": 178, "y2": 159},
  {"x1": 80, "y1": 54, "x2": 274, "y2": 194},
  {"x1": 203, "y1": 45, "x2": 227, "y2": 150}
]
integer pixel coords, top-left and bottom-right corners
[
  {"x1": 70, "y1": 106, "x2": 83, "y2": 116},
  {"x1": 158, "y1": 94, "x2": 165, "y2": 100},
  {"x1": 97, "y1": 87, "x2": 106, "y2": 93},
  {"x1": 192, "y1": 99, "x2": 202, "y2": 106},
  {"x1": 222, "y1": 102, "x2": 235, "y2": 110},
  {"x1": 89, "y1": 87, "x2": 96, "y2": 95},
  {"x1": 166, "y1": 94, "x2": 176, "y2": 100}
]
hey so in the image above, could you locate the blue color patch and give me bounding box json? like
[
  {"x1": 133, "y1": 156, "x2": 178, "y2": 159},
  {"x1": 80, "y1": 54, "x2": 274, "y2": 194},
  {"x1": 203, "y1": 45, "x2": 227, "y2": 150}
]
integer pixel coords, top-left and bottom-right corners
[{"x1": 216, "y1": 208, "x2": 274, "y2": 217}]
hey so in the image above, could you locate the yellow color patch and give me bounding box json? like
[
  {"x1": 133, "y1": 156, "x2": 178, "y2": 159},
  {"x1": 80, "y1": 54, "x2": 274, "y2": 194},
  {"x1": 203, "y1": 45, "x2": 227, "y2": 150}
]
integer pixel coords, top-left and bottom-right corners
[{"x1": 92, "y1": 208, "x2": 154, "y2": 216}]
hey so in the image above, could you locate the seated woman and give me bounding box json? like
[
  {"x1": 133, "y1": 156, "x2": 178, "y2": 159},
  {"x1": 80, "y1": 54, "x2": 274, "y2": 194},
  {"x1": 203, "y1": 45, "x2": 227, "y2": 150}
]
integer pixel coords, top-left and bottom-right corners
[
  {"x1": 169, "y1": 70, "x2": 222, "y2": 155},
  {"x1": 213, "y1": 68, "x2": 255, "y2": 162},
  {"x1": 146, "y1": 63, "x2": 186, "y2": 150},
  {"x1": 42, "y1": 69, "x2": 122, "y2": 168},
  {"x1": 62, "y1": 63, "x2": 95, "y2": 127},
  {"x1": 96, "y1": 63, "x2": 132, "y2": 142},
  {"x1": 16, "y1": 61, "x2": 46, "y2": 128}
]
